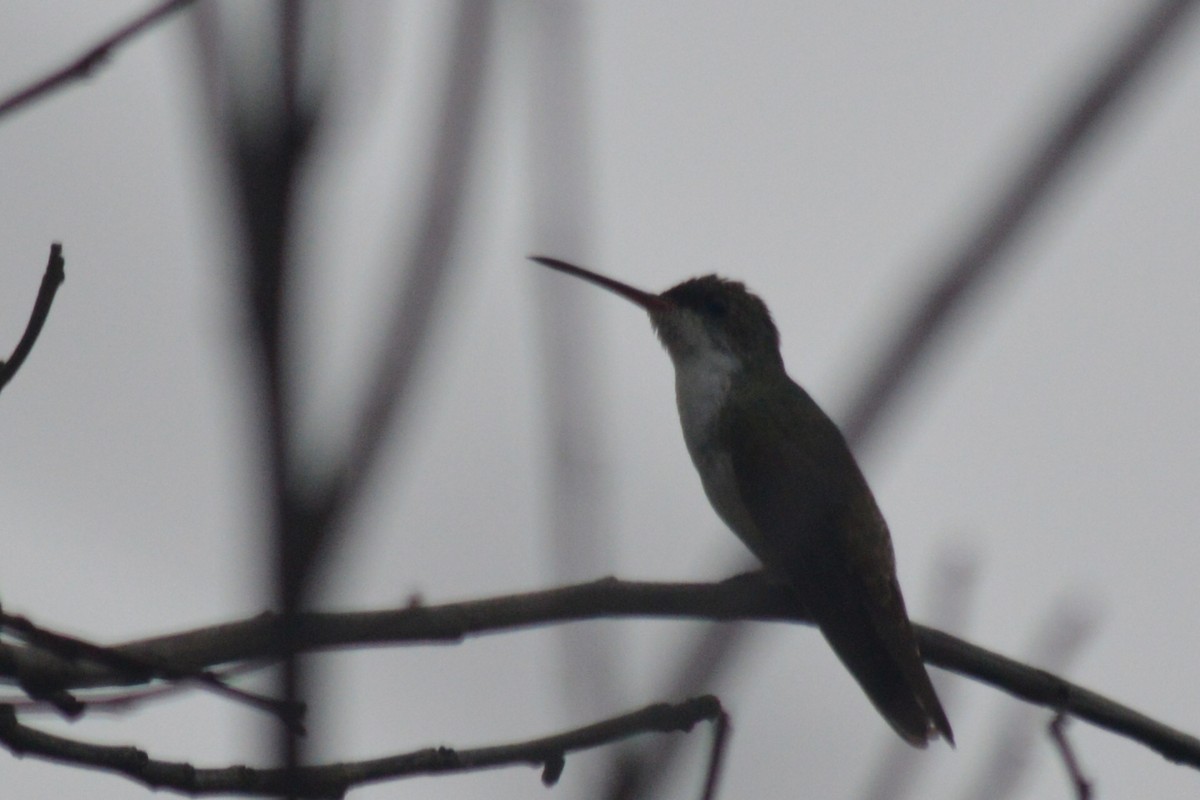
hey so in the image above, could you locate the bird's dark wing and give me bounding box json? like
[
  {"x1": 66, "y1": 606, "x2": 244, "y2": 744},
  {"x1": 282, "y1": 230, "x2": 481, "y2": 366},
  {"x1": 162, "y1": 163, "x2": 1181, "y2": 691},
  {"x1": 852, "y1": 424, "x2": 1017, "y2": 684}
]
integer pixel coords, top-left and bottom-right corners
[{"x1": 722, "y1": 377, "x2": 953, "y2": 746}]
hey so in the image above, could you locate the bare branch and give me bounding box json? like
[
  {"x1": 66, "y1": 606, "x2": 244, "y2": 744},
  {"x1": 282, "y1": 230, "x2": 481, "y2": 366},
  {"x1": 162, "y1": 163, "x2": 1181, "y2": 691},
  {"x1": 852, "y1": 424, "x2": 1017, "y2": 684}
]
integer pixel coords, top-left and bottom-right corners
[
  {"x1": 4, "y1": 575, "x2": 1199, "y2": 771},
  {"x1": 0, "y1": 244, "x2": 65, "y2": 394},
  {"x1": 0, "y1": 0, "x2": 196, "y2": 120},
  {"x1": 920, "y1": 626, "x2": 1199, "y2": 768},
  {"x1": 0, "y1": 695, "x2": 723, "y2": 797}
]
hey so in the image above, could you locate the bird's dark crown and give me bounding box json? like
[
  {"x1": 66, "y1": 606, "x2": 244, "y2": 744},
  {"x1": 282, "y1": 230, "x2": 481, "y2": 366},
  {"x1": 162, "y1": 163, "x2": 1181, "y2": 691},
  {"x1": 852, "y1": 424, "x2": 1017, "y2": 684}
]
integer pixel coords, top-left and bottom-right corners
[{"x1": 657, "y1": 275, "x2": 783, "y2": 367}]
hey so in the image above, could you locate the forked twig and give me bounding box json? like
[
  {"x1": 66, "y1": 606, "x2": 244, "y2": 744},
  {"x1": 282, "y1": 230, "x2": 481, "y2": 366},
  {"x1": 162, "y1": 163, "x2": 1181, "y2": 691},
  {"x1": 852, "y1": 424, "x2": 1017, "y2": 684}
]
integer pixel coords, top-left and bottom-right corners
[{"x1": 0, "y1": 610, "x2": 302, "y2": 731}]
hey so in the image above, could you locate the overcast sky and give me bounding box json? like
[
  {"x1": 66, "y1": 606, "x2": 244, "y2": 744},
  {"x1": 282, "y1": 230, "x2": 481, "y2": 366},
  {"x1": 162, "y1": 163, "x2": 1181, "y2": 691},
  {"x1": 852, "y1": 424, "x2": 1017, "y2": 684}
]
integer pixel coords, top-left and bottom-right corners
[{"x1": 2, "y1": 2, "x2": 1199, "y2": 798}]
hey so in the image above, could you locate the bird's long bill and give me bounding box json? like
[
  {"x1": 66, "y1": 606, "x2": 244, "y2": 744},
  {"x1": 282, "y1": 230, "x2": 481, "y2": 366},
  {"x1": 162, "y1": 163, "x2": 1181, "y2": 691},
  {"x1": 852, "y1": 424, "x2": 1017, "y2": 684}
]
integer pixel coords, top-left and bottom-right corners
[{"x1": 529, "y1": 256, "x2": 671, "y2": 312}]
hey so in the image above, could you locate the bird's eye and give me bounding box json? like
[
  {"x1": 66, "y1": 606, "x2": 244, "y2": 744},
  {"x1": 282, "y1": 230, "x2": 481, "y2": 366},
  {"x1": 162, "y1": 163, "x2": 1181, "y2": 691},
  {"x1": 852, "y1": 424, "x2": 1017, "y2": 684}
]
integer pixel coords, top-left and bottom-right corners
[{"x1": 704, "y1": 296, "x2": 728, "y2": 317}]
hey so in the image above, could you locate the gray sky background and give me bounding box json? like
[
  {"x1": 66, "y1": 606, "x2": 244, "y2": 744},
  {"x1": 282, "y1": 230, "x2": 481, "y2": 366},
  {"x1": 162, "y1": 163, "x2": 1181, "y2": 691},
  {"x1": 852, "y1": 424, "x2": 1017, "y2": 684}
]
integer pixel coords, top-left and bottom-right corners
[{"x1": 2, "y1": 2, "x2": 1199, "y2": 798}]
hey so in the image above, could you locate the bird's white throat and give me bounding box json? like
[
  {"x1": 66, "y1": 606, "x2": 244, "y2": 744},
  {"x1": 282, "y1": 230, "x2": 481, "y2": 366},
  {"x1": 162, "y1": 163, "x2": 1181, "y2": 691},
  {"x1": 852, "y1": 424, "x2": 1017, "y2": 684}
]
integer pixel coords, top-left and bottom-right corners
[{"x1": 672, "y1": 347, "x2": 741, "y2": 455}]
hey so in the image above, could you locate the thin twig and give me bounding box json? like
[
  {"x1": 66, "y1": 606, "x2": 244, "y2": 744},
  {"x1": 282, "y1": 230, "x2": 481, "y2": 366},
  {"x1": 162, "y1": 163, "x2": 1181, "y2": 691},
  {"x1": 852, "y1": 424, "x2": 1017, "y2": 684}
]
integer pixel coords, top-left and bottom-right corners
[
  {"x1": 957, "y1": 600, "x2": 1095, "y2": 800},
  {"x1": 0, "y1": 662, "x2": 270, "y2": 715},
  {"x1": 700, "y1": 708, "x2": 730, "y2": 800},
  {"x1": 0, "y1": 695, "x2": 722, "y2": 797},
  {"x1": 0, "y1": 610, "x2": 301, "y2": 730},
  {"x1": 5, "y1": 575, "x2": 1199, "y2": 770},
  {"x1": 1049, "y1": 713, "x2": 1093, "y2": 800},
  {"x1": 0, "y1": 0, "x2": 196, "y2": 120},
  {"x1": 0, "y1": 244, "x2": 65, "y2": 394},
  {"x1": 605, "y1": 618, "x2": 746, "y2": 800}
]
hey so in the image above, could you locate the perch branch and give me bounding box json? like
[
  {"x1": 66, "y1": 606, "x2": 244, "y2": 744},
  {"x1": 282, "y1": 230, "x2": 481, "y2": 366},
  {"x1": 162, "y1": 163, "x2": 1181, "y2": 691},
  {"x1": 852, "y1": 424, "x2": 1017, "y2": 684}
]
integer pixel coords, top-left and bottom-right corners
[{"x1": 4, "y1": 575, "x2": 1198, "y2": 770}]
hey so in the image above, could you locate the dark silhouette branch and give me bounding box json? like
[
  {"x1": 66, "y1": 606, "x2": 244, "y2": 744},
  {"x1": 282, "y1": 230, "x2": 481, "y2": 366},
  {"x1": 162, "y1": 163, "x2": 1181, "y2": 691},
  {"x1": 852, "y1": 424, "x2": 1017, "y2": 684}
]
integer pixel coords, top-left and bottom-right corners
[
  {"x1": 0, "y1": 243, "x2": 65, "y2": 394},
  {"x1": 3, "y1": 575, "x2": 1198, "y2": 771},
  {"x1": 0, "y1": 695, "x2": 723, "y2": 798},
  {"x1": 0, "y1": 0, "x2": 197, "y2": 120},
  {"x1": 1, "y1": 662, "x2": 269, "y2": 717}
]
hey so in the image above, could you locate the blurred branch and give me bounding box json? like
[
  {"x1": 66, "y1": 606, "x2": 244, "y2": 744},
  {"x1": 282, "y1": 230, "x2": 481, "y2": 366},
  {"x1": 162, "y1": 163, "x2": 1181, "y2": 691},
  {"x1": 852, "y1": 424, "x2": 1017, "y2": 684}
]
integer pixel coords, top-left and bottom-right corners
[
  {"x1": 6, "y1": 574, "x2": 1199, "y2": 771},
  {"x1": 0, "y1": 243, "x2": 65, "y2": 394},
  {"x1": 193, "y1": 2, "x2": 492, "y2": 789},
  {"x1": 277, "y1": 2, "x2": 313, "y2": 788},
  {"x1": 302, "y1": 0, "x2": 494, "y2": 568},
  {"x1": 526, "y1": 0, "x2": 623, "y2": 727},
  {"x1": 0, "y1": 695, "x2": 723, "y2": 798},
  {"x1": 196, "y1": 1, "x2": 327, "y2": 785},
  {"x1": 842, "y1": 0, "x2": 1200, "y2": 446},
  {"x1": 609, "y1": 2, "x2": 1200, "y2": 795},
  {"x1": 0, "y1": 0, "x2": 196, "y2": 120}
]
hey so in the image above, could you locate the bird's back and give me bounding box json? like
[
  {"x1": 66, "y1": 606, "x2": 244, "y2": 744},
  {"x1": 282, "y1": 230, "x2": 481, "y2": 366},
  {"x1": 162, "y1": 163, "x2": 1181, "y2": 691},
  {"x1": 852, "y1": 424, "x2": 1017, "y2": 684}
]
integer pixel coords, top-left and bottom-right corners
[{"x1": 715, "y1": 373, "x2": 953, "y2": 746}]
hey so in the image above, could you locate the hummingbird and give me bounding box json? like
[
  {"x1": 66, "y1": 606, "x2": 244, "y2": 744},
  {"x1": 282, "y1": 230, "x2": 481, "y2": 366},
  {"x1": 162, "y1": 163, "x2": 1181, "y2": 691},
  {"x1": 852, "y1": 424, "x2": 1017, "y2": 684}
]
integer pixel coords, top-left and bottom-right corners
[{"x1": 531, "y1": 256, "x2": 953, "y2": 747}]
